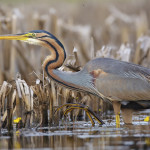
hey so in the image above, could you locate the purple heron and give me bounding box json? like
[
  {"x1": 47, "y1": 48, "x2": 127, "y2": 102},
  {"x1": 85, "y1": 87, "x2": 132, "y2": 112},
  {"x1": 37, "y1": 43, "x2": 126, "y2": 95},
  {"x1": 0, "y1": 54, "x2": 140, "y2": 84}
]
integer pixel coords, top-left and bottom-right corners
[{"x1": 0, "y1": 30, "x2": 150, "y2": 126}]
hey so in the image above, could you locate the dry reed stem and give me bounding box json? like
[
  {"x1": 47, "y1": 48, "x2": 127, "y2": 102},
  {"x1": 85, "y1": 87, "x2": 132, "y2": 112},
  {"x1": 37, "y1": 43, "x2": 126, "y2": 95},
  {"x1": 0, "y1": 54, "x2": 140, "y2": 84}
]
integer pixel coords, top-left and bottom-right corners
[
  {"x1": 121, "y1": 27, "x2": 129, "y2": 43},
  {"x1": 90, "y1": 37, "x2": 95, "y2": 59},
  {"x1": 10, "y1": 14, "x2": 17, "y2": 78},
  {"x1": 50, "y1": 81, "x2": 58, "y2": 125},
  {"x1": 1, "y1": 83, "x2": 13, "y2": 128},
  {"x1": 73, "y1": 47, "x2": 81, "y2": 68},
  {"x1": 0, "y1": 81, "x2": 12, "y2": 115},
  {"x1": 7, "y1": 88, "x2": 14, "y2": 131},
  {"x1": 22, "y1": 81, "x2": 32, "y2": 127},
  {"x1": 134, "y1": 42, "x2": 141, "y2": 64},
  {"x1": 49, "y1": 86, "x2": 54, "y2": 125},
  {"x1": 2, "y1": 89, "x2": 17, "y2": 129},
  {"x1": 30, "y1": 88, "x2": 34, "y2": 125},
  {"x1": 49, "y1": 8, "x2": 57, "y2": 36},
  {"x1": 31, "y1": 80, "x2": 49, "y2": 126},
  {"x1": 0, "y1": 22, "x2": 4, "y2": 83},
  {"x1": 17, "y1": 79, "x2": 30, "y2": 110}
]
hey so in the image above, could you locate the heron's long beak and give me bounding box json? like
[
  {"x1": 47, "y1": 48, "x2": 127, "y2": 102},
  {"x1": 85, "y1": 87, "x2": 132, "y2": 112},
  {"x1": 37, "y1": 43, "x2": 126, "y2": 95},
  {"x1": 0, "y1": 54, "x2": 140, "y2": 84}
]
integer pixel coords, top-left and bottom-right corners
[{"x1": 0, "y1": 34, "x2": 28, "y2": 41}]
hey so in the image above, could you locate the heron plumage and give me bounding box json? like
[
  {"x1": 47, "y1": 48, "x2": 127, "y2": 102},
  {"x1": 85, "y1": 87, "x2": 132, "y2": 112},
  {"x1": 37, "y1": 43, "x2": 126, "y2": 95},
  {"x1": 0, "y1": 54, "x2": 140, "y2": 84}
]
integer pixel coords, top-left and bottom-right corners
[
  {"x1": 85, "y1": 57, "x2": 150, "y2": 82},
  {"x1": 85, "y1": 58, "x2": 150, "y2": 101},
  {"x1": 52, "y1": 69, "x2": 101, "y2": 97}
]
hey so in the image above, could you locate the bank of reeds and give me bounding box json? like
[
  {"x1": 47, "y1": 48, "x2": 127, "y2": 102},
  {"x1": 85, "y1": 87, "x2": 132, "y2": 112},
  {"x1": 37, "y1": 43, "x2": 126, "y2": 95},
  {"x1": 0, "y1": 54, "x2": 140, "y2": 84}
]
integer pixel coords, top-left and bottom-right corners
[{"x1": 0, "y1": 1, "x2": 150, "y2": 130}]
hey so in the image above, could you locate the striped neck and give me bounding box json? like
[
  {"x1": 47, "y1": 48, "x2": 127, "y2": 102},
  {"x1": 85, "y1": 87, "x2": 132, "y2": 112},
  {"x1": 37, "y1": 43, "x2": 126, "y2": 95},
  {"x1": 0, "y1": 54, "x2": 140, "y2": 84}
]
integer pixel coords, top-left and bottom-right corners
[{"x1": 42, "y1": 36, "x2": 66, "y2": 71}]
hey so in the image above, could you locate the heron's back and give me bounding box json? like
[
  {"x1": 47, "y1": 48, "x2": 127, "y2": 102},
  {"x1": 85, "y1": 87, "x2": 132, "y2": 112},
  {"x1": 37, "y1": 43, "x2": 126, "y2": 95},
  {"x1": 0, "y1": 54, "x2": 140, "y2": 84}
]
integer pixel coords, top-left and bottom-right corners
[{"x1": 84, "y1": 58, "x2": 150, "y2": 101}]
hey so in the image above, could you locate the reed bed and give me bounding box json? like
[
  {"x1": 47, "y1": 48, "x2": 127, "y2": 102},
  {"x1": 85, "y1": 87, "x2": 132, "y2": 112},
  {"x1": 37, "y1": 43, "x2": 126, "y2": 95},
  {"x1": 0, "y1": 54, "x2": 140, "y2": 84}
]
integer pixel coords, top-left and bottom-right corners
[{"x1": 0, "y1": 0, "x2": 150, "y2": 131}]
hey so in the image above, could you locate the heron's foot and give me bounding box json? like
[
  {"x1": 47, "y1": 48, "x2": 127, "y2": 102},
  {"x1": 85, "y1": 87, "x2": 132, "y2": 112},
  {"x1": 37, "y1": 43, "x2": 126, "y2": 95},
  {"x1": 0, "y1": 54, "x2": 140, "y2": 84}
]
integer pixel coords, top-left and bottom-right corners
[
  {"x1": 55, "y1": 103, "x2": 104, "y2": 126},
  {"x1": 116, "y1": 114, "x2": 120, "y2": 128}
]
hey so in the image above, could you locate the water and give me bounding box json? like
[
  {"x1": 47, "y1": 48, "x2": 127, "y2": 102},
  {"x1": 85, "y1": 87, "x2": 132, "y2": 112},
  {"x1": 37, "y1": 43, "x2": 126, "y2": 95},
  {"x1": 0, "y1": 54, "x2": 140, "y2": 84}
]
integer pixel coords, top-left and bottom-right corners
[{"x1": 1, "y1": 114, "x2": 150, "y2": 150}]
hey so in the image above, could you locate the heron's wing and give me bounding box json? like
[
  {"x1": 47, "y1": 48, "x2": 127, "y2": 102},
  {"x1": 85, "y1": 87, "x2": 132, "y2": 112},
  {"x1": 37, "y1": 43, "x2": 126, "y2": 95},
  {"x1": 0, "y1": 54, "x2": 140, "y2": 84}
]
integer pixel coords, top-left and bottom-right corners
[
  {"x1": 85, "y1": 58, "x2": 150, "y2": 82},
  {"x1": 85, "y1": 58, "x2": 150, "y2": 101}
]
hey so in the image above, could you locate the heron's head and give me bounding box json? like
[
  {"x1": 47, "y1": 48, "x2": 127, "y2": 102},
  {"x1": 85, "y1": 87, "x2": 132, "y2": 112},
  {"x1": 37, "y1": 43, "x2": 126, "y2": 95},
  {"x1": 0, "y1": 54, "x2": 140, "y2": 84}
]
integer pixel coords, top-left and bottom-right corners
[{"x1": 0, "y1": 30, "x2": 64, "y2": 47}]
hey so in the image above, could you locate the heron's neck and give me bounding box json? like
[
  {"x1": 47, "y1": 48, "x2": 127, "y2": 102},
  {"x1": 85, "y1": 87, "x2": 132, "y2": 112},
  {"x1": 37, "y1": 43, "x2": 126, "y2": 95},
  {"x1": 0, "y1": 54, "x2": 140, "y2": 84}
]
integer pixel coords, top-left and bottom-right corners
[{"x1": 42, "y1": 37, "x2": 66, "y2": 70}]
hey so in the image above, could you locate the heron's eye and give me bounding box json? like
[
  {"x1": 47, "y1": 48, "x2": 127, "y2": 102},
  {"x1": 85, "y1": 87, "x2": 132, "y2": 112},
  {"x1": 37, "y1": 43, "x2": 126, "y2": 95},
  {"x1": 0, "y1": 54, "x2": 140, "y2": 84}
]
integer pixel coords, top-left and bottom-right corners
[{"x1": 32, "y1": 33, "x2": 36, "y2": 37}]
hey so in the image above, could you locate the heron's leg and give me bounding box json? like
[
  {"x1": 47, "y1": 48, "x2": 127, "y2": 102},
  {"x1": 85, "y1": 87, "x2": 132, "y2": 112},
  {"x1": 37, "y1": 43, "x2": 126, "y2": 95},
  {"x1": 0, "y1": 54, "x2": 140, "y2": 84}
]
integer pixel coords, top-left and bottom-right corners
[
  {"x1": 112, "y1": 101, "x2": 121, "y2": 127},
  {"x1": 121, "y1": 108, "x2": 133, "y2": 124}
]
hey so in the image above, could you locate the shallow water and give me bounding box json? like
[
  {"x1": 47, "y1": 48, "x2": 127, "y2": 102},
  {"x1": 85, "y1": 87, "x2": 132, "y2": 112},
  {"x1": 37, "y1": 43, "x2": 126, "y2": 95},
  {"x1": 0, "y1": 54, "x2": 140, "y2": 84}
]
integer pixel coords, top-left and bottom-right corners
[{"x1": 1, "y1": 113, "x2": 150, "y2": 150}]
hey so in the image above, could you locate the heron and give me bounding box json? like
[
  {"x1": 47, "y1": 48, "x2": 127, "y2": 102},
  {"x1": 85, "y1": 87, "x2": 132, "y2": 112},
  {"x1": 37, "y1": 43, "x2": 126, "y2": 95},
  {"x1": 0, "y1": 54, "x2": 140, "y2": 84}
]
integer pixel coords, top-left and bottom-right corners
[{"x1": 0, "y1": 30, "x2": 150, "y2": 126}]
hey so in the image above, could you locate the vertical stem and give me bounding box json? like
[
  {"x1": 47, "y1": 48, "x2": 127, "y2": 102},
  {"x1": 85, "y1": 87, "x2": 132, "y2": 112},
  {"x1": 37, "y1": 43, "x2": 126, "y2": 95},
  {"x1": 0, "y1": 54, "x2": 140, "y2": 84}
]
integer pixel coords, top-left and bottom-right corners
[
  {"x1": 121, "y1": 27, "x2": 129, "y2": 43},
  {"x1": 0, "y1": 94, "x2": 1, "y2": 134},
  {"x1": 133, "y1": 42, "x2": 141, "y2": 64},
  {"x1": 90, "y1": 37, "x2": 95, "y2": 59},
  {"x1": 0, "y1": 20, "x2": 4, "y2": 84},
  {"x1": 15, "y1": 79, "x2": 23, "y2": 128},
  {"x1": 49, "y1": 89, "x2": 54, "y2": 126},
  {"x1": 49, "y1": 8, "x2": 57, "y2": 36},
  {"x1": 50, "y1": 81, "x2": 57, "y2": 126},
  {"x1": 30, "y1": 88, "x2": 34, "y2": 126},
  {"x1": 41, "y1": 103, "x2": 48, "y2": 126},
  {"x1": 10, "y1": 14, "x2": 17, "y2": 77},
  {"x1": 7, "y1": 88, "x2": 13, "y2": 132},
  {"x1": 23, "y1": 82, "x2": 31, "y2": 128}
]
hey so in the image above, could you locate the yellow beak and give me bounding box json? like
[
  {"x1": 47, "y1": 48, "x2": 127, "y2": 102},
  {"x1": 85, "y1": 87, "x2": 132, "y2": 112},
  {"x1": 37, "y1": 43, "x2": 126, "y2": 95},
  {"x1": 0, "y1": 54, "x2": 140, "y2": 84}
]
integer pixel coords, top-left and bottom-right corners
[{"x1": 0, "y1": 34, "x2": 28, "y2": 41}]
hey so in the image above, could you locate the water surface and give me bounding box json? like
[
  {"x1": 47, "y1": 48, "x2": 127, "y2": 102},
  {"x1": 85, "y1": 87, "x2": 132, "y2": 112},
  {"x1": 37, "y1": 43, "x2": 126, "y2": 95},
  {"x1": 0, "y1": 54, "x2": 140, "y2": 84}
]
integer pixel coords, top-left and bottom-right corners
[{"x1": 0, "y1": 113, "x2": 150, "y2": 150}]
